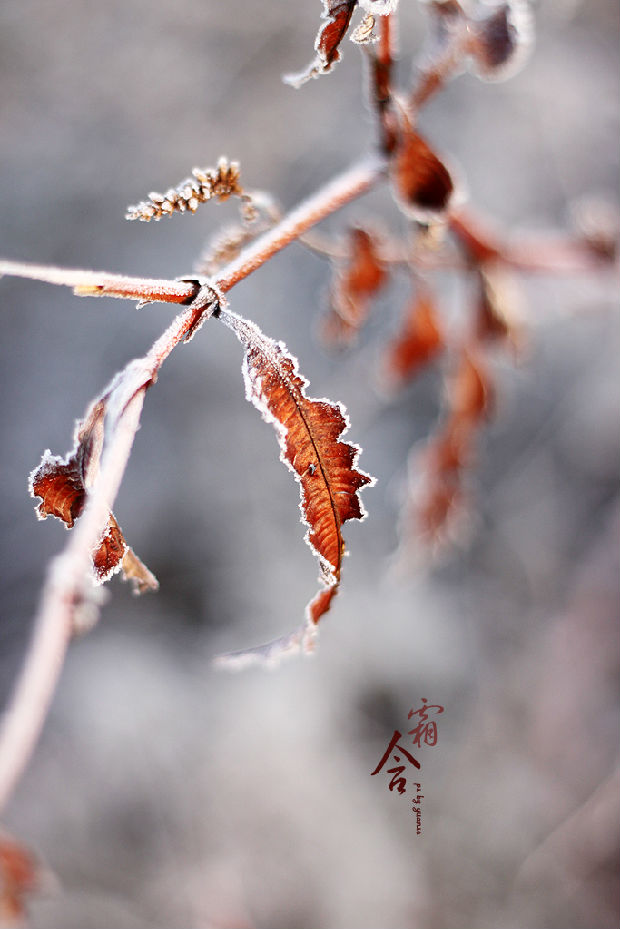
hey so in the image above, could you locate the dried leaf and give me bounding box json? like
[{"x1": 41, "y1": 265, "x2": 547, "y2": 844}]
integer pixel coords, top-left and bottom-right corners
[
  {"x1": 381, "y1": 282, "x2": 444, "y2": 386},
  {"x1": 121, "y1": 545, "x2": 160, "y2": 596},
  {"x1": 0, "y1": 833, "x2": 42, "y2": 926},
  {"x1": 391, "y1": 126, "x2": 454, "y2": 220},
  {"x1": 448, "y1": 347, "x2": 491, "y2": 424},
  {"x1": 468, "y1": 1, "x2": 533, "y2": 83},
  {"x1": 29, "y1": 401, "x2": 105, "y2": 528},
  {"x1": 393, "y1": 346, "x2": 491, "y2": 567},
  {"x1": 216, "y1": 309, "x2": 374, "y2": 666},
  {"x1": 29, "y1": 398, "x2": 158, "y2": 595},
  {"x1": 321, "y1": 226, "x2": 387, "y2": 347},
  {"x1": 284, "y1": 0, "x2": 358, "y2": 88}
]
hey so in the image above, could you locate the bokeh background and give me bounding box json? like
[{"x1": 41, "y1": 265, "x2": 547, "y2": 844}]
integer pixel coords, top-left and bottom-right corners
[{"x1": 0, "y1": 1, "x2": 618, "y2": 926}]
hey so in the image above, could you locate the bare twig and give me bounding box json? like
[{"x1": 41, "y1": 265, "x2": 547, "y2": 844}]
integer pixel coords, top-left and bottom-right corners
[{"x1": 0, "y1": 261, "x2": 196, "y2": 305}]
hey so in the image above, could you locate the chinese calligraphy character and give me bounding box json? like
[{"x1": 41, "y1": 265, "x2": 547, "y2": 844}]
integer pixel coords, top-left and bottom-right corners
[
  {"x1": 371, "y1": 730, "x2": 420, "y2": 795},
  {"x1": 407, "y1": 697, "x2": 444, "y2": 747}
]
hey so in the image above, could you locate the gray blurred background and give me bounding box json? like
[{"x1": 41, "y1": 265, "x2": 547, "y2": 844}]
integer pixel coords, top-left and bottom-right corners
[{"x1": 0, "y1": 1, "x2": 618, "y2": 926}]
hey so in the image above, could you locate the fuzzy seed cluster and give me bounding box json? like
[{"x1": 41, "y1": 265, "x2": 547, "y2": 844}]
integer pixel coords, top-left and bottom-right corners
[{"x1": 126, "y1": 158, "x2": 243, "y2": 222}]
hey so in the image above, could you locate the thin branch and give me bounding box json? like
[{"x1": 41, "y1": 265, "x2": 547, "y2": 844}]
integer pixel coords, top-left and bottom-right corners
[
  {"x1": 0, "y1": 261, "x2": 197, "y2": 305},
  {"x1": 0, "y1": 390, "x2": 145, "y2": 809},
  {"x1": 215, "y1": 154, "x2": 385, "y2": 292}
]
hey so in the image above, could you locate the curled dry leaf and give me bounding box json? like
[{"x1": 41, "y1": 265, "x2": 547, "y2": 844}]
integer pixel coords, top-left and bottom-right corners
[
  {"x1": 284, "y1": 0, "x2": 358, "y2": 88},
  {"x1": 29, "y1": 396, "x2": 158, "y2": 596},
  {"x1": 391, "y1": 124, "x2": 454, "y2": 220},
  {"x1": 0, "y1": 833, "x2": 43, "y2": 927},
  {"x1": 215, "y1": 308, "x2": 374, "y2": 667},
  {"x1": 321, "y1": 226, "x2": 387, "y2": 347},
  {"x1": 381, "y1": 281, "x2": 444, "y2": 387},
  {"x1": 126, "y1": 158, "x2": 244, "y2": 222}
]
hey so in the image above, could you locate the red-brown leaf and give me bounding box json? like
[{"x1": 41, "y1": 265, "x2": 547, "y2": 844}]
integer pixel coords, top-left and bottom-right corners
[
  {"x1": 391, "y1": 126, "x2": 454, "y2": 219},
  {"x1": 448, "y1": 347, "x2": 491, "y2": 424},
  {"x1": 285, "y1": 0, "x2": 358, "y2": 88},
  {"x1": 29, "y1": 401, "x2": 157, "y2": 594},
  {"x1": 29, "y1": 400, "x2": 105, "y2": 528},
  {"x1": 467, "y1": 2, "x2": 533, "y2": 83},
  {"x1": 0, "y1": 833, "x2": 42, "y2": 926},
  {"x1": 382, "y1": 282, "x2": 444, "y2": 386},
  {"x1": 217, "y1": 309, "x2": 374, "y2": 666},
  {"x1": 322, "y1": 226, "x2": 387, "y2": 347}
]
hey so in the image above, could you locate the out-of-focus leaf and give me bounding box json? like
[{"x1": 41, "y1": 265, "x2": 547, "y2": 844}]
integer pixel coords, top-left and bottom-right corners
[
  {"x1": 468, "y1": 1, "x2": 534, "y2": 83},
  {"x1": 322, "y1": 226, "x2": 388, "y2": 347},
  {"x1": 475, "y1": 263, "x2": 525, "y2": 353},
  {"x1": 391, "y1": 124, "x2": 454, "y2": 220},
  {"x1": 0, "y1": 833, "x2": 44, "y2": 927},
  {"x1": 381, "y1": 282, "x2": 444, "y2": 387}
]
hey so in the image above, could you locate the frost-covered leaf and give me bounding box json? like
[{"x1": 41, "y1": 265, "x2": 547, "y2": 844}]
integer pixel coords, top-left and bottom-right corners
[
  {"x1": 29, "y1": 397, "x2": 157, "y2": 595},
  {"x1": 216, "y1": 308, "x2": 374, "y2": 667},
  {"x1": 321, "y1": 226, "x2": 387, "y2": 347},
  {"x1": 284, "y1": 0, "x2": 358, "y2": 88},
  {"x1": 447, "y1": 346, "x2": 491, "y2": 424},
  {"x1": 381, "y1": 282, "x2": 444, "y2": 387},
  {"x1": 391, "y1": 125, "x2": 454, "y2": 220}
]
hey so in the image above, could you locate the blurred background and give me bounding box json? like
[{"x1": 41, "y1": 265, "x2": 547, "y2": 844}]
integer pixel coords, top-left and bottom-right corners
[{"x1": 0, "y1": 0, "x2": 618, "y2": 926}]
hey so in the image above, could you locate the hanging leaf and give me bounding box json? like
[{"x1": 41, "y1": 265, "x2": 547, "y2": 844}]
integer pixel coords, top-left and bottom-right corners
[
  {"x1": 467, "y1": 1, "x2": 534, "y2": 83},
  {"x1": 322, "y1": 226, "x2": 388, "y2": 347},
  {"x1": 216, "y1": 308, "x2": 374, "y2": 667},
  {"x1": 29, "y1": 398, "x2": 158, "y2": 596},
  {"x1": 393, "y1": 346, "x2": 491, "y2": 566},
  {"x1": 447, "y1": 346, "x2": 492, "y2": 424},
  {"x1": 391, "y1": 124, "x2": 454, "y2": 220},
  {"x1": 284, "y1": 0, "x2": 358, "y2": 88},
  {"x1": 381, "y1": 281, "x2": 444, "y2": 387}
]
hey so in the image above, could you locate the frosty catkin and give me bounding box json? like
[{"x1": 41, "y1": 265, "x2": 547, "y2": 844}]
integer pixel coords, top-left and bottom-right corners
[{"x1": 126, "y1": 158, "x2": 245, "y2": 222}]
